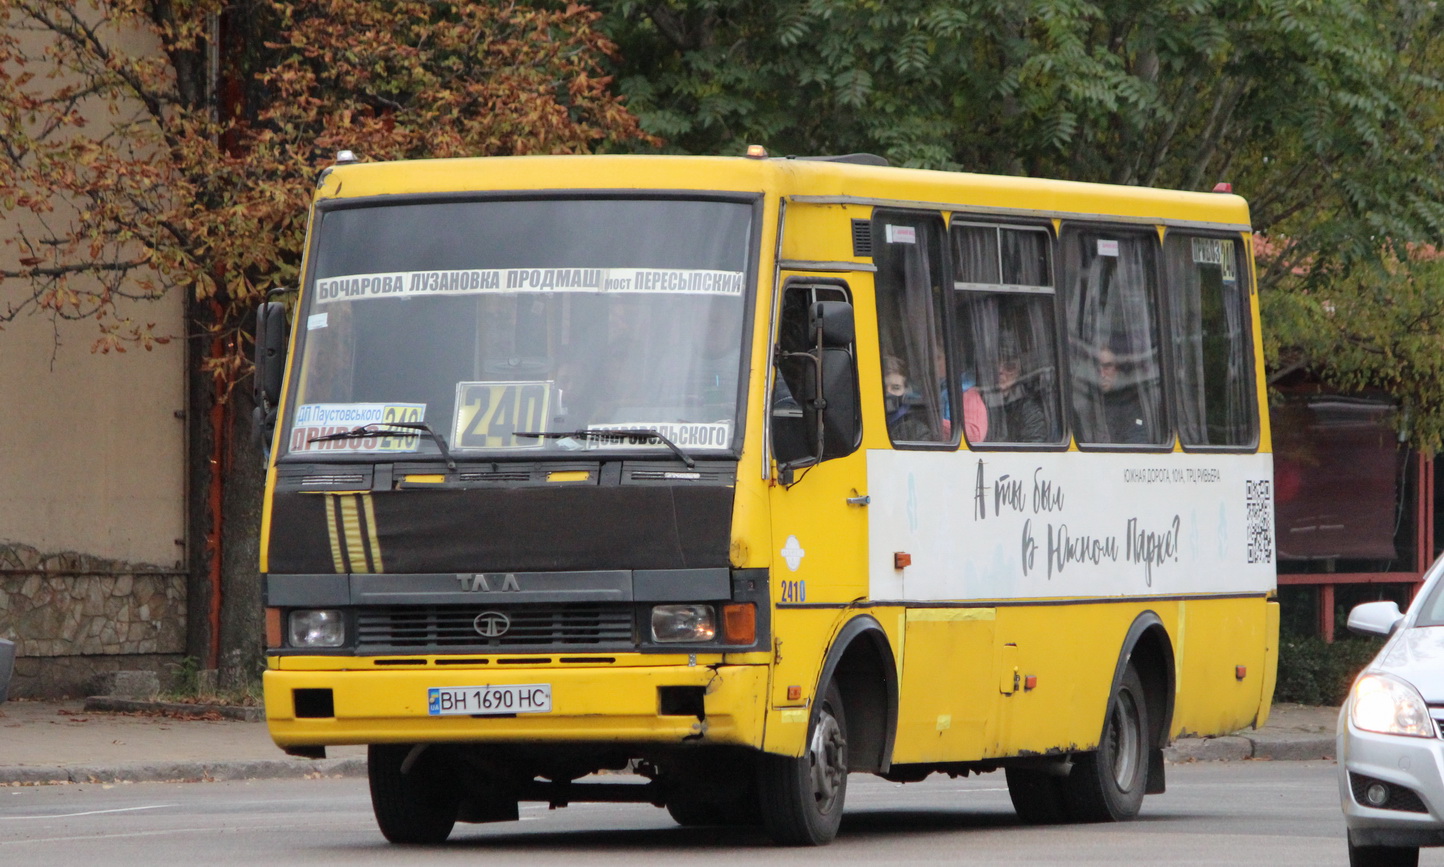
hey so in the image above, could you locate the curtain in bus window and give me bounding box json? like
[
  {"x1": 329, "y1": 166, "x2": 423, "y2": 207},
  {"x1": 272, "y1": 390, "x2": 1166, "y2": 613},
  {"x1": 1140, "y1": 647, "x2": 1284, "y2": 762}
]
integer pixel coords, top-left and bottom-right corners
[
  {"x1": 873, "y1": 214, "x2": 950, "y2": 444},
  {"x1": 1164, "y1": 234, "x2": 1254, "y2": 447},
  {"x1": 952, "y1": 225, "x2": 1062, "y2": 444},
  {"x1": 1062, "y1": 229, "x2": 1167, "y2": 445}
]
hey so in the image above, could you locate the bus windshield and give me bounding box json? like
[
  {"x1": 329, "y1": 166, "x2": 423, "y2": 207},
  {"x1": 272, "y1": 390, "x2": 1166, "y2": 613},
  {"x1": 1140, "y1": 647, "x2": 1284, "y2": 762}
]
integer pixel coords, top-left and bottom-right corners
[{"x1": 281, "y1": 197, "x2": 754, "y2": 460}]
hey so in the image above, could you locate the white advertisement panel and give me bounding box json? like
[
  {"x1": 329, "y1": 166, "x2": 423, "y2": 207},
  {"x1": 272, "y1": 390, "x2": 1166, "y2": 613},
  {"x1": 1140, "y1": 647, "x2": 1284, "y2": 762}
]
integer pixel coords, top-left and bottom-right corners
[{"x1": 866, "y1": 450, "x2": 1275, "y2": 602}]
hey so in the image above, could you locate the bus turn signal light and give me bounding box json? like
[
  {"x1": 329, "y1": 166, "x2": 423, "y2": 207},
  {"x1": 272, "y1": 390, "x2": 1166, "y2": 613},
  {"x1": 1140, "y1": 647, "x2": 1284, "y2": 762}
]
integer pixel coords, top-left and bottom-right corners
[
  {"x1": 1236, "y1": 665, "x2": 1247, "y2": 680},
  {"x1": 265, "y1": 607, "x2": 282, "y2": 648},
  {"x1": 722, "y1": 603, "x2": 756, "y2": 644}
]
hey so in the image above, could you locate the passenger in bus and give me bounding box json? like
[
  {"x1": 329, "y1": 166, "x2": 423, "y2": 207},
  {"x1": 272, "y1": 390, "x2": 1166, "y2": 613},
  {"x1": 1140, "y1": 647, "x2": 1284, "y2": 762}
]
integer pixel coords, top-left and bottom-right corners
[
  {"x1": 882, "y1": 355, "x2": 936, "y2": 442},
  {"x1": 1099, "y1": 345, "x2": 1150, "y2": 444},
  {"x1": 933, "y1": 345, "x2": 988, "y2": 442},
  {"x1": 987, "y1": 334, "x2": 1048, "y2": 443}
]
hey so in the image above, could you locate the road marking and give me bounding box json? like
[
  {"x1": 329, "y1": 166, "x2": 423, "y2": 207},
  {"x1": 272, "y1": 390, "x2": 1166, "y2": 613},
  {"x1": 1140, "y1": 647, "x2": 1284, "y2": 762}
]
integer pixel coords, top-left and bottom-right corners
[
  {"x1": 0, "y1": 804, "x2": 177, "y2": 820},
  {"x1": 0, "y1": 828, "x2": 214, "y2": 845}
]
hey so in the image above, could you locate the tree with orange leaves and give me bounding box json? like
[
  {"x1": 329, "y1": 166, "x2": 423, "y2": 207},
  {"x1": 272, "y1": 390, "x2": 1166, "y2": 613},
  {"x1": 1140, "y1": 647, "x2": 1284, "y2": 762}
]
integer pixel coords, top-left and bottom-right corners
[{"x1": 0, "y1": 0, "x2": 648, "y2": 681}]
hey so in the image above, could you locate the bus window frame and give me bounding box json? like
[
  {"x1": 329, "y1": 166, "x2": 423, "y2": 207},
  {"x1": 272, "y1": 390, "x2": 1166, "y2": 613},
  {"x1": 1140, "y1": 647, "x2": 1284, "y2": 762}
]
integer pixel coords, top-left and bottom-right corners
[
  {"x1": 280, "y1": 189, "x2": 765, "y2": 466},
  {"x1": 1057, "y1": 220, "x2": 1178, "y2": 453},
  {"x1": 945, "y1": 215, "x2": 1071, "y2": 452},
  {"x1": 871, "y1": 208, "x2": 960, "y2": 452},
  {"x1": 769, "y1": 276, "x2": 861, "y2": 471},
  {"x1": 1160, "y1": 227, "x2": 1261, "y2": 454}
]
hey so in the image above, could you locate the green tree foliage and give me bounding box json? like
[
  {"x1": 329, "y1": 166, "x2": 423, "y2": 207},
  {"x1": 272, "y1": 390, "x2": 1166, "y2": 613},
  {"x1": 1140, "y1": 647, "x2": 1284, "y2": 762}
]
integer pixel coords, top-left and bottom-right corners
[{"x1": 602, "y1": 0, "x2": 1444, "y2": 449}]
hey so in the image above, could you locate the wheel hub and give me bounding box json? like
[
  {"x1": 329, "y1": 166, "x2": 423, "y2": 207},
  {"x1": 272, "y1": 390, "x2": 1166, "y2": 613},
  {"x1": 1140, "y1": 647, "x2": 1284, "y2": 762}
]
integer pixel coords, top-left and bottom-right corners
[{"x1": 809, "y1": 710, "x2": 847, "y2": 813}]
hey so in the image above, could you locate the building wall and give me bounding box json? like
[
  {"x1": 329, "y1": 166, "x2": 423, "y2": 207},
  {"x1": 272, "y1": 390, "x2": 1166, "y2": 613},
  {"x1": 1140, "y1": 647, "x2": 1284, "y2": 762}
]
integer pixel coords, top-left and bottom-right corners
[{"x1": 0, "y1": 13, "x2": 188, "y2": 697}]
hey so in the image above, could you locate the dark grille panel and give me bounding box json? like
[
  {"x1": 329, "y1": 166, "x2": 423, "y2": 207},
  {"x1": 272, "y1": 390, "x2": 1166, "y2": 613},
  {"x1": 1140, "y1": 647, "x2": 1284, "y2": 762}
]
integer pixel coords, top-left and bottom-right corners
[
  {"x1": 1350, "y1": 772, "x2": 1430, "y2": 814},
  {"x1": 357, "y1": 604, "x2": 635, "y2": 652},
  {"x1": 852, "y1": 219, "x2": 873, "y2": 257}
]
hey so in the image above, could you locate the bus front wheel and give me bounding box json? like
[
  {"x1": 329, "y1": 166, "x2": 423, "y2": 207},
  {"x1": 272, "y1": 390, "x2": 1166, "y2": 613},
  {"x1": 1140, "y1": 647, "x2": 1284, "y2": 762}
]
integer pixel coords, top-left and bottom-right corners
[
  {"x1": 1005, "y1": 765, "x2": 1069, "y2": 824},
  {"x1": 1065, "y1": 664, "x2": 1149, "y2": 822},
  {"x1": 368, "y1": 743, "x2": 460, "y2": 844},
  {"x1": 757, "y1": 681, "x2": 849, "y2": 845}
]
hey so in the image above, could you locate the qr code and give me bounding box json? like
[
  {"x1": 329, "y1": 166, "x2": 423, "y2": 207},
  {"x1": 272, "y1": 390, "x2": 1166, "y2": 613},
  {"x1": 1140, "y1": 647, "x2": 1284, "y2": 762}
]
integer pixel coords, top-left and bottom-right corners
[{"x1": 1246, "y1": 479, "x2": 1274, "y2": 564}]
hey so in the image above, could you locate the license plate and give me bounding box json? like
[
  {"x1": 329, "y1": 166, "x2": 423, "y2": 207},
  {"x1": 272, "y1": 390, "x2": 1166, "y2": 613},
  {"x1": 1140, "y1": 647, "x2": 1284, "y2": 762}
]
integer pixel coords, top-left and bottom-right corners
[{"x1": 427, "y1": 684, "x2": 552, "y2": 716}]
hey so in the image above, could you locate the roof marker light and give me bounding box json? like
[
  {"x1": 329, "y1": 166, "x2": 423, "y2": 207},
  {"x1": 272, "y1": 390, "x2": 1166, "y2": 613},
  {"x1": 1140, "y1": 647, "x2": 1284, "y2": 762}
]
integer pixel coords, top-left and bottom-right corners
[
  {"x1": 1213, "y1": 182, "x2": 1233, "y2": 193},
  {"x1": 745, "y1": 144, "x2": 768, "y2": 159}
]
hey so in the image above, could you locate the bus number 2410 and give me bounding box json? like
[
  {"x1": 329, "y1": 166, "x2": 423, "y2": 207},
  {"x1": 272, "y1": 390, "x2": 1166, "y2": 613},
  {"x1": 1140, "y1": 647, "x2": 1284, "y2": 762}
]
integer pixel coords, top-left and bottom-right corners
[{"x1": 780, "y1": 580, "x2": 806, "y2": 603}]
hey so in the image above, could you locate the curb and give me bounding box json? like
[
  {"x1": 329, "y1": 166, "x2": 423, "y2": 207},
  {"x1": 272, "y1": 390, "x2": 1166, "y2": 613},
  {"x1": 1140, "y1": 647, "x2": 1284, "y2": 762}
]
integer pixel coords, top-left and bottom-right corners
[
  {"x1": 0, "y1": 757, "x2": 365, "y2": 786},
  {"x1": 1165, "y1": 733, "x2": 1335, "y2": 763},
  {"x1": 83, "y1": 695, "x2": 266, "y2": 722}
]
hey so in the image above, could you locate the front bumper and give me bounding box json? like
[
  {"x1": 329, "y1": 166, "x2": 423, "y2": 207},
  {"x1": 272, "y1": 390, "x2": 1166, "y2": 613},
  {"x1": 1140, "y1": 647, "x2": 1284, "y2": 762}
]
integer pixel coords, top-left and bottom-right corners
[
  {"x1": 1338, "y1": 712, "x2": 1444, "y2": 848},
  {"x1": 264, "y1": 660, "x2": 769, "y2": 750}
]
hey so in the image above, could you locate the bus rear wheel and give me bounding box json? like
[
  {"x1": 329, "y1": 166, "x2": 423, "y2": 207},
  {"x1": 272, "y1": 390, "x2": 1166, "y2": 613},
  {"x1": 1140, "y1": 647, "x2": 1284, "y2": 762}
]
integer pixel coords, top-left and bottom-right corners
[
  {"x1": 757, "y1": 681, "x2": 849, "y2": 845},
  {"x1": 1065, "y1": 664, "x2": 1149, "y2": 822},
  {"x1": 368, "y1": 744, "x2": 460, "y2": 844}
]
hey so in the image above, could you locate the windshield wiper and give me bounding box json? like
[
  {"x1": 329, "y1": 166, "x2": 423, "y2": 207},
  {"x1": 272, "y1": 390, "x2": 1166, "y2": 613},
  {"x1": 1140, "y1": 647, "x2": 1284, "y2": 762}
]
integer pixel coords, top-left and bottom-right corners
[
  {"x1": 515, "y1": 428, "x2": 696, "y2": 469},
  {"x1": 308, "y1": 422, "x2": 456, "y2": 470}
]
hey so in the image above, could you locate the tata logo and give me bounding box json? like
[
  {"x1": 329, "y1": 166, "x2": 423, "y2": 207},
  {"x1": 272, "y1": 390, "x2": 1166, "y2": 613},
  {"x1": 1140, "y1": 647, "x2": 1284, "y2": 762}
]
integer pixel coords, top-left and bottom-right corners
[
  {"x1": 473, "y1": 611, "x2": 511, "y2": 638},
  {"x1": 457, "y1": 573, "x2": 521, "y2": 592}
]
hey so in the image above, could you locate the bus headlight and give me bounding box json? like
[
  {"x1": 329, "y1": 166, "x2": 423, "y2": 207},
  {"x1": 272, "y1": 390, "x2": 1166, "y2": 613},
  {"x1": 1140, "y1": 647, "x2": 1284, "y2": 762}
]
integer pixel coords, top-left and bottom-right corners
[
  {"x1": 1350, "y1": 673, "x2": 1434, "y2": 737},
  {"x1": 651, "y1": 604, "x2": 716, "y2": 643},
  {"x1": 288, "y1": 609, "x2": 345, "y2": 648}
]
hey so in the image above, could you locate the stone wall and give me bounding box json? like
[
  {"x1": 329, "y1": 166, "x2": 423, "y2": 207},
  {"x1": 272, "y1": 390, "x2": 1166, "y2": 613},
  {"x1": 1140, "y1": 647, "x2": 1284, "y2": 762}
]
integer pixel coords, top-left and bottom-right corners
[{"x1": 0, "y1": 542, "x2": 186, "y2": 698}]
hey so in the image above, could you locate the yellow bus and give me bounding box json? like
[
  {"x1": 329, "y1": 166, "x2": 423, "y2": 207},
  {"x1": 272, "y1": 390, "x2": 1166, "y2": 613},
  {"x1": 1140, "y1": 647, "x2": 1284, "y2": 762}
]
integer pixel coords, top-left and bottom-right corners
[{"x1": 254, "y1": 151, "x2": 1278, "y2": 846}]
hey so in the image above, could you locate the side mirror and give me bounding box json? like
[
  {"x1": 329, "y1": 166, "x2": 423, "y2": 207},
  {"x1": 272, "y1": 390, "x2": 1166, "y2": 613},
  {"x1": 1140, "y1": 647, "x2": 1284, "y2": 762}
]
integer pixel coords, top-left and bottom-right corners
[
  {"x1": 811, "y1": 300, "x2": 855, "y2": 347},
  {"x1": 808, "y1": 301, "x2": 859, "y2": 459},
  {"x1": 253, "y1": 300, "x2": 290, "y2": 453},
  {"x1": 1346, "y1": 600, "x2": 1405, "y2": 638},
  {"x1": 776, "y1": 301, "x2": 861, "y2": 478},
  {"x1": 816, "y1": 345, "x2": 859, "y2": 458}
]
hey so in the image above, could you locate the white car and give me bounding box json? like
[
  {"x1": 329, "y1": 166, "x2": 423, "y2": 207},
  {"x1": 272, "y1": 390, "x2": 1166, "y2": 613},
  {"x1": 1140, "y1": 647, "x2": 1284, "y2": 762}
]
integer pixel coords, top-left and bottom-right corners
[{"x1": 1339, "y1": 555, "x2": 1444, "y2": 867}]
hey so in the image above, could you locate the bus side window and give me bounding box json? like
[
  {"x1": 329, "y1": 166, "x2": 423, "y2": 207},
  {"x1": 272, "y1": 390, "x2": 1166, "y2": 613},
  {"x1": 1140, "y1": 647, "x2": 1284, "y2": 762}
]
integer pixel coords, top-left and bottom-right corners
[
  {"x1": 1061, "y1": 227, "x2": 1169, "y2": 447},
  {"x1": 1164, "y1": 234, "x2": 1257, "y2": 448},
  {"x1": 772, "y1": 281, "x2": 854, "y2": 466},
  {"x1": 873, "y1": 212, "x2": 952, "y2": 446},
  {"x1": 952, "y1": 224, "x2": 1064, "y2": 445}
]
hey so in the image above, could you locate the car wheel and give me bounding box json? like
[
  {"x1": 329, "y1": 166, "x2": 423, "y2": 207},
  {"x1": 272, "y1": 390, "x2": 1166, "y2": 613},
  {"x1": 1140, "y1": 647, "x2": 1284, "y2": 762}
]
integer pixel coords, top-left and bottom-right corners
[
  {"x1": 757, "y1": 681, "x2": 849, "y2": 845},
  {"x1": 1065, "y1": 663, "x2": 1149, "y2": 822},
  {"x1": 369, "y1": 743, "x2": 460, "y2": 844},
  {"x1": 1348, "y1": 830, "x2": 1420, "y2": 867}
]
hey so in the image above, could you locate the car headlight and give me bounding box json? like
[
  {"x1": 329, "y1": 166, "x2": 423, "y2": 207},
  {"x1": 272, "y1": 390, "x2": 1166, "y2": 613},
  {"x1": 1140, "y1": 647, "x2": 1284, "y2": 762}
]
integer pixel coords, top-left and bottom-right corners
[
  {"x1": 1350, "y1": 672, "x2": 1435, "y2": 737},
  {"x1": 651, "y1": 604, "x2": 716, "y2": 643},
  {"x1": 288, "y1": 609, "x2": 345, "y2": 648}
]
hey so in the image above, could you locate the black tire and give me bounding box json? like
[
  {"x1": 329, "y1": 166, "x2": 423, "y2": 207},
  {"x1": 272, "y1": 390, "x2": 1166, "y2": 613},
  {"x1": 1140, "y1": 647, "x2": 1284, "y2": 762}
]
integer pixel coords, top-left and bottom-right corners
[
  {"x1": 665, "y1": 747, "x2": 763, "y2": 827},
  {"x1": 665, "y1": 798, "x2": 719, "y2": 827},
  {"x1": 757, "y1": 681, "x2": 849, "y2": 846},
  {"x1": 368, "y1": 743, "x2": 460, "y2": 844},
  {"x1": 1065, "y1": 664, "x2": 1149, "y2": 822},
  {"x1": 666, "y1": 791, "x2": 763, "y2": 827},
  {"x1": 1348, "y1": 831, "x2": 1420, "y2": 867},
  {"x1": 1005, "y1": 765, "x2": 1070, "y2": 824}
]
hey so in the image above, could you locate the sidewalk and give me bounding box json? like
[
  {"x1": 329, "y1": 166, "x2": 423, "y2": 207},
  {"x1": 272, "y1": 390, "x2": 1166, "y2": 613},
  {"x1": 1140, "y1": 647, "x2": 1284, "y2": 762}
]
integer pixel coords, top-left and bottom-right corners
[
  {"x1": 0, "y1": 699, "x2": 1336, "y2": 786},
  {"x1": 0, "y1": 697, "x2": 366, "y2": 785}
]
